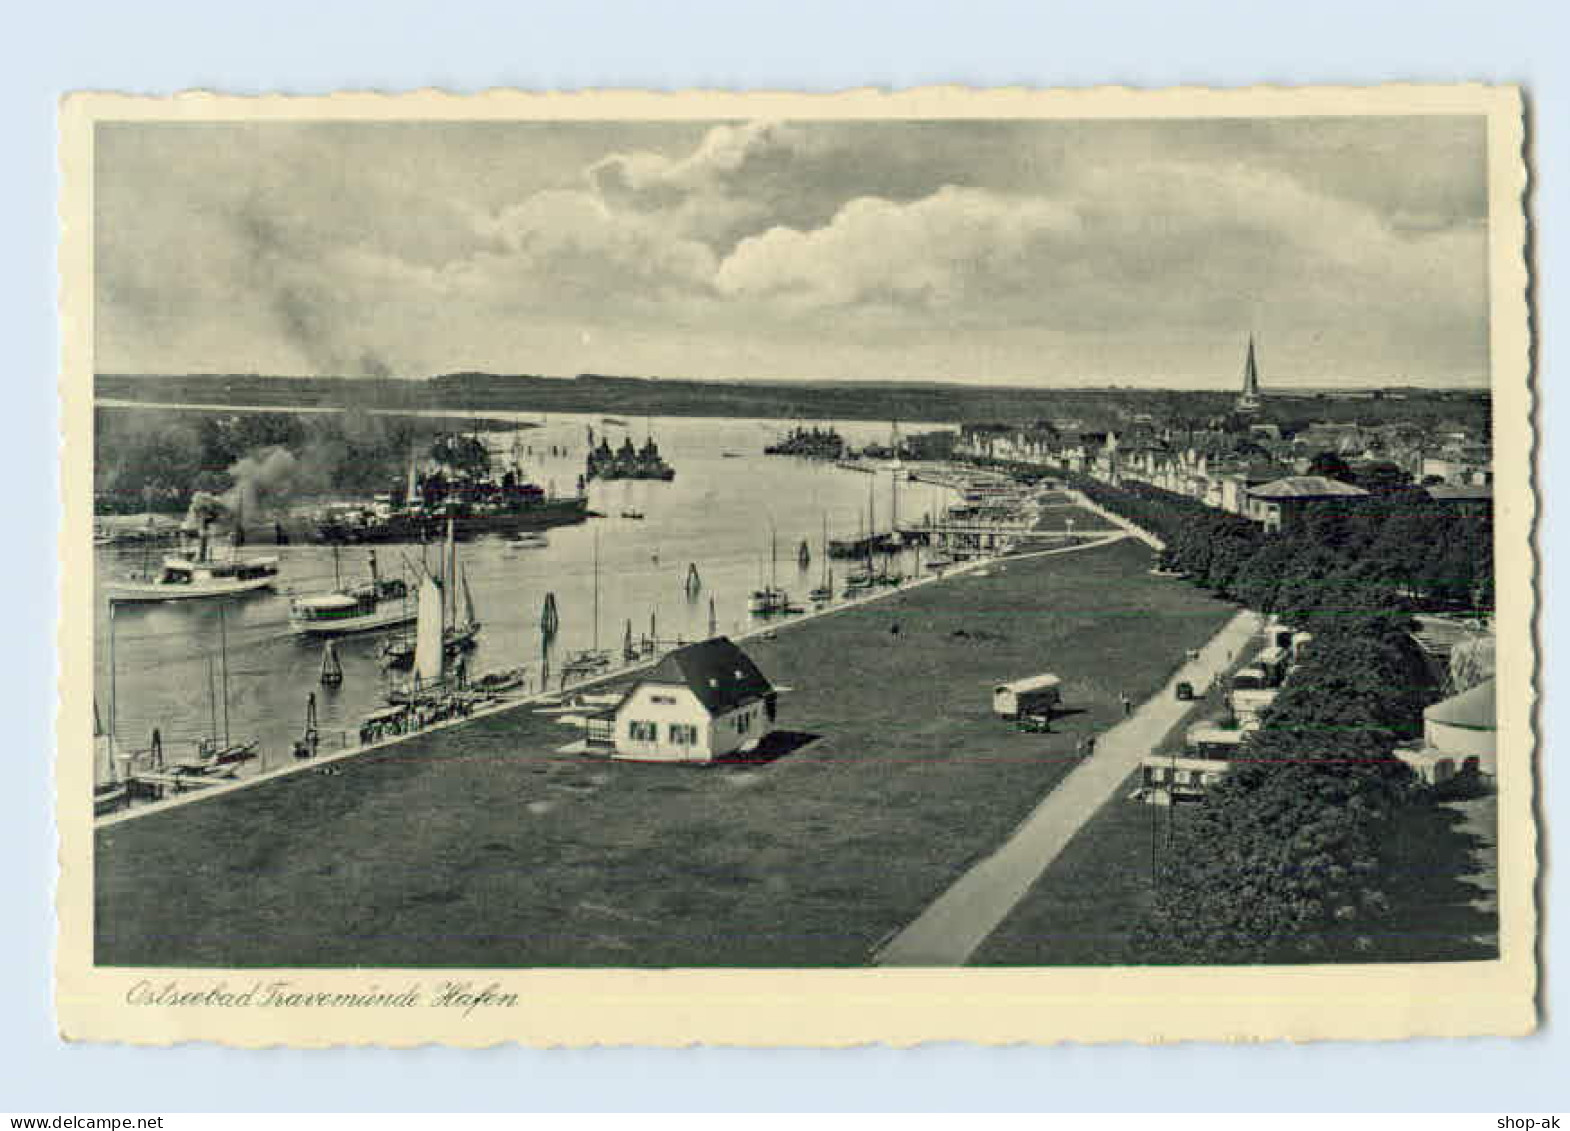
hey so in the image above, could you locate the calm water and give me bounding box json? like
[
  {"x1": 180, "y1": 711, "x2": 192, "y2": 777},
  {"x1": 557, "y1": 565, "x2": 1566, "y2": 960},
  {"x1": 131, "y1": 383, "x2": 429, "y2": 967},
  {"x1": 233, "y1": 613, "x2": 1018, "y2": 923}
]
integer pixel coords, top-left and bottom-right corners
[{"x1": 93, "y1": 412, "x2": 958, "y2": 784}]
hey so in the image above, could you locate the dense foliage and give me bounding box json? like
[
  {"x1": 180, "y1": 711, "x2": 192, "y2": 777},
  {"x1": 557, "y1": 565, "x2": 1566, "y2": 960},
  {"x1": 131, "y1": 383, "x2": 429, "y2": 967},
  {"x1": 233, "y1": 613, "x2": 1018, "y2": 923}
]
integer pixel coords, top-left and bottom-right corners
[
  {"x1": 94, "y1": 407, "x2": 502, "y2": 513},
  {"x1": 1066, "y1": 474, "x2": 1470, "y2": 962},
  {"x1": 1132, "y1": 613, "x2": 1434, "y2": 963},
  {"x1": 1070, "y1": 475, "x2": 1491, "y2": 619}
]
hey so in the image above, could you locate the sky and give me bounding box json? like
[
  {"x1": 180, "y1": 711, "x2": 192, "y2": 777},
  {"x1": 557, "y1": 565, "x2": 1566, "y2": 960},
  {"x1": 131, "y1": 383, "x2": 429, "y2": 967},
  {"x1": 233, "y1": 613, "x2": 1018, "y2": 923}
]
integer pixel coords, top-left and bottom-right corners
[{"x1": 94, "y1": 115, "x2": 1492, "y2": 389}]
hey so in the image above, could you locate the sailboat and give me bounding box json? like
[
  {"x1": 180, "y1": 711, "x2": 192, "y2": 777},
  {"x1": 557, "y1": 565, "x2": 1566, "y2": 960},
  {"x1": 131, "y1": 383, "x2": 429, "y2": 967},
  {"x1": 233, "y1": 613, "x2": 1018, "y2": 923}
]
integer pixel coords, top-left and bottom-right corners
[
  {"x1": 381, "y1": 572, "x2": 449, "y2": 705},
  {"x1": 562, "y1": 530, "x2": 614, "y2": 680},
  {"x1": 94, "y1": 607, "x2": 130, "y2": 815},
  {"x1": 809, "y1": 515, "x2": 834, "y2": 603},
  {"x1": 379, "y1": 519, "x2": 481, "y2": 668},
  {"x1": 168, "y1": 605, "x2": 258, "y2": 775},
  {"x1": 747, "y1": 525, "x2": 791, "y2": 616}
]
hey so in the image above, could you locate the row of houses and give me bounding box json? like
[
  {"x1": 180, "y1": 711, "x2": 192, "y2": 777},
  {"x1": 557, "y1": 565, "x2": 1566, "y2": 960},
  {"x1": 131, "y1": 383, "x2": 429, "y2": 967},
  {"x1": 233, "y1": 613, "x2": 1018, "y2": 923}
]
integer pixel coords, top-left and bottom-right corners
[{"x1": 958, "y1": 421, "x2": 1491, "y2": 533}]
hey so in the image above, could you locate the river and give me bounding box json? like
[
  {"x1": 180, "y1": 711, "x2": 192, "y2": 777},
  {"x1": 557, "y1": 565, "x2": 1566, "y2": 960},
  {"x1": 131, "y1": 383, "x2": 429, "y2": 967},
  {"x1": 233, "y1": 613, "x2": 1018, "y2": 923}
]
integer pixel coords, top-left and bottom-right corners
[{"x1": 93, "y1": 411, "x2": 960, "y2": 784}]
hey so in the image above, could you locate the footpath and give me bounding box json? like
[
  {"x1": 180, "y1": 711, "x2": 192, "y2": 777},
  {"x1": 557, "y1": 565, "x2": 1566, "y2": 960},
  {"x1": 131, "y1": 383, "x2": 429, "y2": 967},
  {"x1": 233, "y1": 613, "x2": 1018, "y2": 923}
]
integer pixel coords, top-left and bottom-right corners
[
  {"x1": 874, "y1": 605, "x2": 1262, "y2": 966},
  {"x1": 1063, "y1": 488, "x2": 1166, "y2": 551}
]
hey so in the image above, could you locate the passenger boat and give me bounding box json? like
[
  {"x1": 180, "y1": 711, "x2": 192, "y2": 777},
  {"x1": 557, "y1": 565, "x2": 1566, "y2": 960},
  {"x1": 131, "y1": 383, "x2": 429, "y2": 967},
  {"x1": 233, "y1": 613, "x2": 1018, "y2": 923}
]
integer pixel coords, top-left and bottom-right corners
[
  {"x1": 289, "y1": 550, "x2": 414, "y2": 637},
  {"x1": 105, "y1": 520, "x2": 278, "y2": 603}
]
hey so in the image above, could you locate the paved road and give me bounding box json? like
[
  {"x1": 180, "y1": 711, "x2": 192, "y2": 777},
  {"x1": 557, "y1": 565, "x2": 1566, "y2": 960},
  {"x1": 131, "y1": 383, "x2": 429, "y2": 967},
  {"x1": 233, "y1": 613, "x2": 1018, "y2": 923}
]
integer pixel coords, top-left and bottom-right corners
[{"x1": 874, "y1": 606, "x2": 1263, "y2": 966}]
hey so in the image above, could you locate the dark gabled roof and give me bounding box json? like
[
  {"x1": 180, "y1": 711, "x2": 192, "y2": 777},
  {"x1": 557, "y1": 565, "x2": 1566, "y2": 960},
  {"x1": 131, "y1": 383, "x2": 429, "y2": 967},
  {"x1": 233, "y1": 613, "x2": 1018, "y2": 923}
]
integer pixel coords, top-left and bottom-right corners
[{"x1": 637, "y1": 636, "x2": 774, "y2": 715}]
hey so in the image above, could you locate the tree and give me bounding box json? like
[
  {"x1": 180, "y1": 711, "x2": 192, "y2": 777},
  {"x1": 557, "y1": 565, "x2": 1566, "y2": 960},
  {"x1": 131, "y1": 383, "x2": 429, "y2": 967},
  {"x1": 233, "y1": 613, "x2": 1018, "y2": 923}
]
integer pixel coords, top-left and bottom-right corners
[
  {"x1": 1354, "y1": 461, "x2": 1412, "y2": 495},
  {"x1": 1307, "y1": 451, "x2": 1356, "y2": 483}
]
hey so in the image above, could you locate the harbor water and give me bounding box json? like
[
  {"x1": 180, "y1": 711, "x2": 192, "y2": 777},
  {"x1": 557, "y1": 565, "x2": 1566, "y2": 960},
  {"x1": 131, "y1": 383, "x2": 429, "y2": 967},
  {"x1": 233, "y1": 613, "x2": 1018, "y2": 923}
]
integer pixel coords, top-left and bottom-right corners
[{"x1": 93, "y1": 412, "x2": 959, "y2": 784}]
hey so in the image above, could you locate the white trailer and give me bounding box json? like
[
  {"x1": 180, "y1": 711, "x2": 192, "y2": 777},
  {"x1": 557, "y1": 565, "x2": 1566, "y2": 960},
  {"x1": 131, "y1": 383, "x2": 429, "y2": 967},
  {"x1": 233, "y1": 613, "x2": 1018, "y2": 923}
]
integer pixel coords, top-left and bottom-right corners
[{"x1": 993, "y1": 673, "x2": 1062, "y2": 718}]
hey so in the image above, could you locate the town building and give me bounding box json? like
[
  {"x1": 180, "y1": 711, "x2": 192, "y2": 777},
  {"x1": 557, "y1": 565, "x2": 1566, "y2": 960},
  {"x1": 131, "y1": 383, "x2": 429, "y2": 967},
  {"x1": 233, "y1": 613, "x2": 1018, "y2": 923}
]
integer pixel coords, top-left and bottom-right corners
[
  {"x1": 1395, "y1": 678, "x2": 1496, "y2": 787},
  {"x1": 585, "y1": 636, "x2": 779, "y2": 763},
  {"x1": 1423, "y1": 483, "x2": 1494, "y2": 517},
  {"x1": 1245, "y1": 475, "x2": 1369, "y2": 533}
]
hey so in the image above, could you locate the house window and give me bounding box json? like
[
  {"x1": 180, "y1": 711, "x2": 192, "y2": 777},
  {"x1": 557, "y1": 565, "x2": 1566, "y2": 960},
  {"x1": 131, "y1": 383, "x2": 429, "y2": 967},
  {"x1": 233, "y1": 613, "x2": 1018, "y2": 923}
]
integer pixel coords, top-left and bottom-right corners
[
  {"x1": 627, "y1": 720, "x2": 658, "y2": 742},
  {"x1": 668, "y1": 723, "x2": 698, "y2": 746}
]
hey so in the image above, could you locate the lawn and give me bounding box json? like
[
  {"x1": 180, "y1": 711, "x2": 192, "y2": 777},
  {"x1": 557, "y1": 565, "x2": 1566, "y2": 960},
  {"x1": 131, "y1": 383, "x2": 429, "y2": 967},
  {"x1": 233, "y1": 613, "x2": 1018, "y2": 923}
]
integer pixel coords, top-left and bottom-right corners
[
  {"x1": 972, "y1": 654, "x2": 1246, "y2": 966},
  {"x1": 97, "y1": 534, "x2": 1239, "y2": 968}
]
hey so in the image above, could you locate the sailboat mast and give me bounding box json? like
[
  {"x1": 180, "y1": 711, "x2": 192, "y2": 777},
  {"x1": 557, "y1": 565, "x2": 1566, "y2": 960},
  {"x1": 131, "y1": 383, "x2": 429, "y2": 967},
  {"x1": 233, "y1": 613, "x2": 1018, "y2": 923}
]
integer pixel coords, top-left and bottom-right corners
[
  {"x1": 822, "y1": 514, "x2": 829, "y2": 585},
  {"x1": 219, "y1": 603, "x2": 231, "y2": 747},
  {"x1": 445, "y1": 517, "x2": 456, "y2": 633},
  {"x1": 107, "y1": 601, "x2": 117, "y2": 777},
  {"x1": 207, "y1": 654, "x2": 219, "y2": 744},
  {"x1": 592, "y1": 529, "x2": 601, "y2": 652}
]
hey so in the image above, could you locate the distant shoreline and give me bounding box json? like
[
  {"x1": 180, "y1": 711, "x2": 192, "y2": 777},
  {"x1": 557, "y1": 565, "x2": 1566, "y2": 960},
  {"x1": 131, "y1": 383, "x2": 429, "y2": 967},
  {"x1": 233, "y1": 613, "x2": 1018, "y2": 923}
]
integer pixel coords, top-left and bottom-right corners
[{"x1": 96, "y1": 370, "x2": 1491, "y2": 431}]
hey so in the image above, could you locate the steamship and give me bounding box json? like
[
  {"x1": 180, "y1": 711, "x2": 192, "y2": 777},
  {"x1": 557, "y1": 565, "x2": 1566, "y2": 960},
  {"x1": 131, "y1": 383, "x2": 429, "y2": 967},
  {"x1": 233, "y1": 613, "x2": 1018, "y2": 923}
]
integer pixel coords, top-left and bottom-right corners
[
  {"x1": 315, "y1": 440, "x2": 589, "y2": 545},
  {"x1": 104, "y1": 519, "x2": 279, "y2": 604}
]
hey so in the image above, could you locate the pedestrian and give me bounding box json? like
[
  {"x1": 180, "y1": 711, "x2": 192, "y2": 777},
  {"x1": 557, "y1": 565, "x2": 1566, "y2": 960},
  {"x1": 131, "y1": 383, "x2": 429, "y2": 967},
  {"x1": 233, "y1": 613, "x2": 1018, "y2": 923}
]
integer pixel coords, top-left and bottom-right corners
[{"x1": 1120, "y1": 692, "x2": 1132, "y2": 717}]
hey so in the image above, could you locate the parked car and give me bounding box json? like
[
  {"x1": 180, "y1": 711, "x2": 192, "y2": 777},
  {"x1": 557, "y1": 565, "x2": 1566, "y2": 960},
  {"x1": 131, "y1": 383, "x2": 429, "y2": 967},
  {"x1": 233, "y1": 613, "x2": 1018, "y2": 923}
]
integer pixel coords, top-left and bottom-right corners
[{"x1": 1175, "y1": 681, "x2": 1195, "y2": 701}]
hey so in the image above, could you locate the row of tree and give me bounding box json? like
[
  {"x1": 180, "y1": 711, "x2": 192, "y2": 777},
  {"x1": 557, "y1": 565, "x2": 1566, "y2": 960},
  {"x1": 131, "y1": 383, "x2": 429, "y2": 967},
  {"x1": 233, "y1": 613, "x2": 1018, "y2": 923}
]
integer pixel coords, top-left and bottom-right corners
[
  {"x1": 1131, "y1": 610, "x2": 1436, "y2": 962},
  {"x1": 1065, "y1": 474, "x2": 1461, "y2": 962},
  {"x1": 1071, "y1": 475, "x2": 1492, "y2": 618}
]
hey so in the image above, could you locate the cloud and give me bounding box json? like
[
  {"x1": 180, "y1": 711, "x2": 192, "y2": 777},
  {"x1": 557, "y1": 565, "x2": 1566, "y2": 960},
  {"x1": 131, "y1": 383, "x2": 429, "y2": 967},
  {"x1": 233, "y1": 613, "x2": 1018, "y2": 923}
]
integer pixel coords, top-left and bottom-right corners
[
  {"x1": 715, "y1": 187, "x2": 1082, "y2": 313},
  {"x1": 94, "y1": 117, "x2": 1492, "y2": 385}
]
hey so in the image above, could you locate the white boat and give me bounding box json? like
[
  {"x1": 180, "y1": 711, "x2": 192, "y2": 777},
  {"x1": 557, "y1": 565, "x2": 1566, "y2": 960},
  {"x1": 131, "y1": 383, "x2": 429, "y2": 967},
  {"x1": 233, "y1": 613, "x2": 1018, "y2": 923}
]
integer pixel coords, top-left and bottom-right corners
[
  {"x1": 105, "y1": 552, "x2": 278, "y2": 602},
  {"x1": 289, "y1": 551, "x2": 415, "y2": 637},
  {"x1": 106, "y1": 517, "x2": 278, "y2": 603},
  {"x1": 503, "y1": 531, "x2": 549, "y2": 552}
]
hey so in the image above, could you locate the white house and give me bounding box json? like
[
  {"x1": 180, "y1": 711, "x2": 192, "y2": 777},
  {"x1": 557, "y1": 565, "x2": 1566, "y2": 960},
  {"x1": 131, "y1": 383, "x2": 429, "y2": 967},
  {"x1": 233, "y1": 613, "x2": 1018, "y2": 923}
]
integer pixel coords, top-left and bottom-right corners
[
  {"x1": 586, "y1": 636, "x2": 778, "y2": 763},
  {"x1": 1396, "y1": 678, "x2": 1496, "y2": 786}
]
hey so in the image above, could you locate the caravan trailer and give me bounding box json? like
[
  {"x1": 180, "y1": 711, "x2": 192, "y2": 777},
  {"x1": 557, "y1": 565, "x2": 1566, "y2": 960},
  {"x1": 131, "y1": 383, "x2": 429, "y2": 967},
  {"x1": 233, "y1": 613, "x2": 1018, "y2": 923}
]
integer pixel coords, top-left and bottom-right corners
[
  {"x1": 1254, "y1": 646, "x2": 1288, "y2": 687},
  {"x1": 993, "y1": 673, "x2": 1062, "y2": 718}
]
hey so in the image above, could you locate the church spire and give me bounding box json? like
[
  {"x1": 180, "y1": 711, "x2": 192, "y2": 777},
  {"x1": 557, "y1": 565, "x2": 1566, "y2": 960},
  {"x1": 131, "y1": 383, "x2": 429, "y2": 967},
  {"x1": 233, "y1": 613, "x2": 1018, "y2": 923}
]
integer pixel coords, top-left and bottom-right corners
[{"x1": 1237, "y1": 335, "x2": 1262, "y2": 412}]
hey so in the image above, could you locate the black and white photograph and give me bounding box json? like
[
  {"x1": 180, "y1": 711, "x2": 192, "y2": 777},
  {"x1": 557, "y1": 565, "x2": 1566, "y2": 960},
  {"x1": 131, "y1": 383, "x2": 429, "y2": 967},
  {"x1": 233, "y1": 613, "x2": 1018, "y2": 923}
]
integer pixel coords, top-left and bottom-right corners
[{"x1": 56, "y1": 85, "x2": 1534, "y2": 1046}]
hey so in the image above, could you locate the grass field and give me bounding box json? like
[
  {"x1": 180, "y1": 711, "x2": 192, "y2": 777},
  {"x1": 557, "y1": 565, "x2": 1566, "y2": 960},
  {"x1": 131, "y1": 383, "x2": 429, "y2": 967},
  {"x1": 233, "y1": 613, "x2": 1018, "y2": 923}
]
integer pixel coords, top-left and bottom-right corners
[
  {"x1": 972, "y1": 656, "x2": 1244, "y2": 966},
  {"x1": 96, "y1": 534, "x2": 1239, "y2": 968}
]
